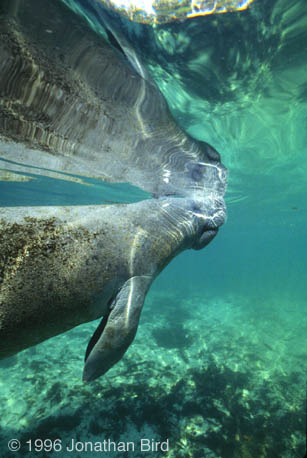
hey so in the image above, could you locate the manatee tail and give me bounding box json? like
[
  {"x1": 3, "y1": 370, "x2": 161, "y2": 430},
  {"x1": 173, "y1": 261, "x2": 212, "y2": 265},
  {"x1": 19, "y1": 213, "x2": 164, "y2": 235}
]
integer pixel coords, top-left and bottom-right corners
[{"x1": 83, "y1": 275, "x2": 152, "y2": 382}]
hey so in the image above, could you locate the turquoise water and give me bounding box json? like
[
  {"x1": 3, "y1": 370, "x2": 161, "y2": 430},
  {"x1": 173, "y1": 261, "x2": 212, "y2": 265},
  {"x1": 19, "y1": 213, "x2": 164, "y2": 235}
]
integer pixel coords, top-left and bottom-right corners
[
  {"x1": 0, "y1": 205, "x2": 305, "y2": 457},
  {"x1": 0, "y1": 0, "x2": 306, "y2": 457}
]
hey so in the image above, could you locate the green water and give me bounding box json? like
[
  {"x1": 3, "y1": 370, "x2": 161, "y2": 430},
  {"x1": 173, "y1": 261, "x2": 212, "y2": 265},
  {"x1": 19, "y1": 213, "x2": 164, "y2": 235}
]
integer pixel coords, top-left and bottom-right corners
[{"x1": 0, "y1": 0, "x2": 306, "y2": 457}]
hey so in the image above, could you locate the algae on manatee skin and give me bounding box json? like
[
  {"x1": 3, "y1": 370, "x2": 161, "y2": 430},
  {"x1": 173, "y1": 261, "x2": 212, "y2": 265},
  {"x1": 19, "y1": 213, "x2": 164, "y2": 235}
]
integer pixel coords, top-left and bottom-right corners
[{"x1": 0, "y1": 170, "x2": 34, "y2": 182}]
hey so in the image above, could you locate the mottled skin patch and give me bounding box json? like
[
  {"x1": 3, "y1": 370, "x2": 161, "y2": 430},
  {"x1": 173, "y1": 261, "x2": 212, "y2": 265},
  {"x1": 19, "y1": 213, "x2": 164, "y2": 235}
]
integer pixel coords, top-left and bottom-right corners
[
  {"x1": 0, "y1": 199, "x2": 204, "y2": 365},
  {"x1": 0, "y1": 0, "x2": 227, "y2": 379},
  {"x1": 0, "y1": 216, "x2": 112, "y2": 357}
]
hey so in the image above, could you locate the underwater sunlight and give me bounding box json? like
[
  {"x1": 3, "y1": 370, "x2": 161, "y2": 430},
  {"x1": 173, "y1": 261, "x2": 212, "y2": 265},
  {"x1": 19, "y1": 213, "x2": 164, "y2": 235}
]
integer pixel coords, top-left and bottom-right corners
[{"x1": 0, "y1": 0, "x2": 306, "y2": 457}]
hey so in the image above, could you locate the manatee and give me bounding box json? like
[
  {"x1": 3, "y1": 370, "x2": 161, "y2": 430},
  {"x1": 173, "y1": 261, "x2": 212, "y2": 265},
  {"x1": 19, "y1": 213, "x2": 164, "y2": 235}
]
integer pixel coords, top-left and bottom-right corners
[
  {"x1": 0, "y1": 0, "x2": 224, "y2": 199},
  {"x1": 0, "y1": 0, "x2": 227, "y2": 380},
  {"x1": 0, "y1": 197, "x2": 225, "y2": 381}
]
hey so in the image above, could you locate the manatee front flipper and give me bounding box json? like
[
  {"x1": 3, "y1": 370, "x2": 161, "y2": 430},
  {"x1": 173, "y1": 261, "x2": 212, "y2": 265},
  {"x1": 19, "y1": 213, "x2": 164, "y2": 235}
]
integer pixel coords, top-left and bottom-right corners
[{"x1": 83, "y1": 275, "x2": 152, "y2": 382}]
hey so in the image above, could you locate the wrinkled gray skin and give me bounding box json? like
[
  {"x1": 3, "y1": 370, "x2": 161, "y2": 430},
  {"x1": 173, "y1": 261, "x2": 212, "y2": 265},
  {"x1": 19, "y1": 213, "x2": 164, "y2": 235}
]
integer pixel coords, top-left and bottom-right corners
[
  {"x1": 0, "y1": 199, "x2": 222, "y2": 381},
  {"x1": 0, "y1": 0, "x2": 226, "y2": 199},
  {"x1": 0, "y1": 0, "x2": 227, "y2": 381}
]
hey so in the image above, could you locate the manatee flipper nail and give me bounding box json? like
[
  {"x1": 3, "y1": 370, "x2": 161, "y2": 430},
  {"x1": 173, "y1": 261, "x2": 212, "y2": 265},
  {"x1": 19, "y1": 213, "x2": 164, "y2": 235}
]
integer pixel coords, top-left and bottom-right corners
[{"x1": 83, "y1": 275, "x2": 152, "y2": 382}]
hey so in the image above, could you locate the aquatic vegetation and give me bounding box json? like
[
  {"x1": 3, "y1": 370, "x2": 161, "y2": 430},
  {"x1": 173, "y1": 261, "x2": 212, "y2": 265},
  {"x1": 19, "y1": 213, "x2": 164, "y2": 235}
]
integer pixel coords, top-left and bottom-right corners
[
  {"x1": 152, "y1": 323, "x2": 193, "y2": 349},
  {"x1": 0, "y1": 292, "x2": 305, "y2": 457},
  {"x1": 0, "y1": 0, "x2": 306, "y2": 456}
]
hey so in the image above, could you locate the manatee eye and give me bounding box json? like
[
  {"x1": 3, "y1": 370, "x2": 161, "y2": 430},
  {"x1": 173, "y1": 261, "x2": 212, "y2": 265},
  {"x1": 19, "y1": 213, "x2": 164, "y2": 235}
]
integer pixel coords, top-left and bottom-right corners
[
  {"x1": 190, "y1": 201, "x2": 201, "y2": 214},
  {"x1": 190, "y1": 163, "x2": 203, "y2": 182}
]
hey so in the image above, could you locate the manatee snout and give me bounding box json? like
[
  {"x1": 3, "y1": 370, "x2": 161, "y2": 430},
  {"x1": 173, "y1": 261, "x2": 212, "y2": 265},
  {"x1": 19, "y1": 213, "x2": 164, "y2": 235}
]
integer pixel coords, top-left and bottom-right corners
[
  {"x1": 194, "y1": 228, "x2": 219, "y2": 250},
  {"x1": 186, "y1": 141, "x2": 227, "y2": 250},
  {"x1": 188, "y1": 195, "x2": 226, "y2": 250},
  {"x1": 191, "y1": 203, "x2": 225, "y2": 250}
]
